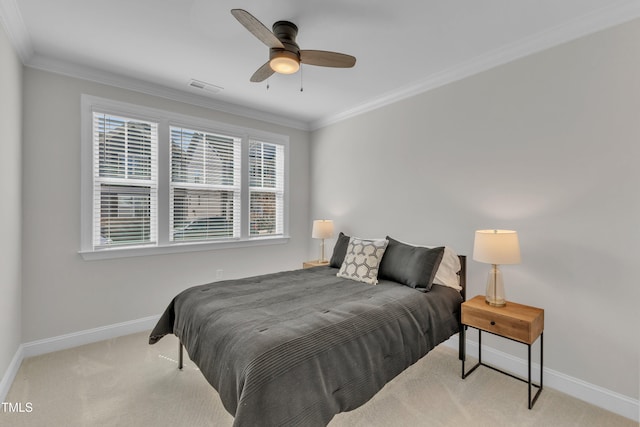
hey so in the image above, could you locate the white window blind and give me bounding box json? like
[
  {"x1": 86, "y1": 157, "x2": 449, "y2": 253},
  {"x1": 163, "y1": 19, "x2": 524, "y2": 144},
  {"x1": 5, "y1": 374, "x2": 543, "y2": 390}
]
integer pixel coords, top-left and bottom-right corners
[
  {"x1": 170, "y1": 127, "x2": 241, "y2": 242},
  {"x1": 92, "y1": 112, "x2": 158, "y2": 248},
  {"x1": 249, "y1": 141, "x2": 284, "y2": 236}
]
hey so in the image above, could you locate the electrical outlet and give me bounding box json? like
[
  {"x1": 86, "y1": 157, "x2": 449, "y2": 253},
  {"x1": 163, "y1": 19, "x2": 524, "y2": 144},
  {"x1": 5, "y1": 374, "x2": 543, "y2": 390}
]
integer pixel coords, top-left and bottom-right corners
[{"x1": 216, "y1": 269, "x2": 223, "y2": 280}]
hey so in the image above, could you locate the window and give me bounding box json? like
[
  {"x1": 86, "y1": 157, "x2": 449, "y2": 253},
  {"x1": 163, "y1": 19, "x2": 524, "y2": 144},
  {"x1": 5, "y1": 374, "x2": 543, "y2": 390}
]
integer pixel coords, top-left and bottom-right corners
[
  {"x1": 249, "y1": 141, "x2": 284, "y2": 236},
  {"x1": 93, "y1": 113, "x2": 158, "y2": 248},
  {"x1": 170, "y1": 127, "x2": 241, "y2": 242},
  {"x1": 81, "y1": 96, "x2": 289, "y2": 259}
]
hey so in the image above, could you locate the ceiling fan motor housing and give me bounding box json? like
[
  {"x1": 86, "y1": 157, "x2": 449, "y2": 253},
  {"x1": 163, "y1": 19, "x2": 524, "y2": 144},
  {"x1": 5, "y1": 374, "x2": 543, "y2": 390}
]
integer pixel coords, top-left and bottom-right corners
[
  {"x1": 268, "y1": 21, "x2": 301, "y2": 73},
  {"x1": 272, "y1": 21, "x2": 300, "y2": 57}
]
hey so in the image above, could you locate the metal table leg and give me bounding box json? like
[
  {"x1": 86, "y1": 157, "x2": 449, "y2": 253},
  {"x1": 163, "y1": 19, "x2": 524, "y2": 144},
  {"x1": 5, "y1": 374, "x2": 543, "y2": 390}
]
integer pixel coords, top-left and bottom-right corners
[{"x1": 462, "y1": 328, "x2": 543, "y2": 409}]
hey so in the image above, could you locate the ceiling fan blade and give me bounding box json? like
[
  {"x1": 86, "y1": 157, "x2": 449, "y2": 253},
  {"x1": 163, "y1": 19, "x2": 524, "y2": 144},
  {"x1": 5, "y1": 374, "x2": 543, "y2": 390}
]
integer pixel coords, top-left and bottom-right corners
[
  {"x1": 250, "y1": 61, "x2": 276, "y2": 82},
  {"x1": 231, "y1": 9, "x2": 284, "y2": 49},
  {"x1": 300, "y1": 50, "x2": 356, "y2": 68}
]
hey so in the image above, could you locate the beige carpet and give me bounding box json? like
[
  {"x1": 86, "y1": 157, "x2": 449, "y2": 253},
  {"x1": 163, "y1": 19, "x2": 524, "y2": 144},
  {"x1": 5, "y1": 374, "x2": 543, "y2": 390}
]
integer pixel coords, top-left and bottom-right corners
[{"x1": 2, "y1": 331, "x2": 635, "y2": 427}]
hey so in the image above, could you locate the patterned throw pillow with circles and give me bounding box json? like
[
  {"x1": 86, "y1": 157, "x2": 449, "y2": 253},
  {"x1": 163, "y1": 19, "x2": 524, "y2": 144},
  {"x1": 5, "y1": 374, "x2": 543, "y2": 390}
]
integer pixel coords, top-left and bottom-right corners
[{"x1": 337, "y1": 237, "x2": 389, "y2": 285}]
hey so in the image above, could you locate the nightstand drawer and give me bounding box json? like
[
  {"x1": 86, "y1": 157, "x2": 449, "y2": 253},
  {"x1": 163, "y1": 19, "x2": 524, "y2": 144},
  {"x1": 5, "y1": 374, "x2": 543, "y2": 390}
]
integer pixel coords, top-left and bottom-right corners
[
  {"x1": 462, "y1": 308, "x2": 529, "y2": 342},
  {"x1": 461, "y1": 296, "x2": 543, "y2": 344}
]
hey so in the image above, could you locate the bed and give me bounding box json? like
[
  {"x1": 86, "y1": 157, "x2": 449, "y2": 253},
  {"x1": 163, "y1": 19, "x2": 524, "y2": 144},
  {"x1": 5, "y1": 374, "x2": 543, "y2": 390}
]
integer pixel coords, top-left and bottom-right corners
[{"x1": 149, "y1": 234, "x2": 466, "y2": 426}]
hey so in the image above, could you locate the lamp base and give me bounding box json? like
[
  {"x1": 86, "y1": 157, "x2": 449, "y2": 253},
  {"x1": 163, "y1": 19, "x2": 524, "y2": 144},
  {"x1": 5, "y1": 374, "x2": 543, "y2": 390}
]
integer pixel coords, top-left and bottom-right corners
[
  {"x1": 486, "y1": 300, "x2": 506, "y2": 307},
  {"x1": 317, "y1": 239, "x2": 326, "y2": 264},
  {"x1": 485, "y1": 264, "x2": 506, "y2": 307}
]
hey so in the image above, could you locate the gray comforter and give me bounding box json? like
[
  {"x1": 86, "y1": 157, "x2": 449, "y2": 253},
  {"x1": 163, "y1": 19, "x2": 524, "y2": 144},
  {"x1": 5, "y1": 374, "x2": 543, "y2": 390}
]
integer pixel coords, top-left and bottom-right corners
[{"x1": 149, "y1": 266, "x2": 462, "y2": 426}]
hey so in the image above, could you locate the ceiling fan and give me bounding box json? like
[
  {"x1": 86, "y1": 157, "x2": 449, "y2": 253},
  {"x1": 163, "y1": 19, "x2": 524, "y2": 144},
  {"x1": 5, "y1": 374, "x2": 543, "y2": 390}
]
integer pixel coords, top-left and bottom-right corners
[{"x1": 231, "y1": 9, "x2": 356, "y2": 82}]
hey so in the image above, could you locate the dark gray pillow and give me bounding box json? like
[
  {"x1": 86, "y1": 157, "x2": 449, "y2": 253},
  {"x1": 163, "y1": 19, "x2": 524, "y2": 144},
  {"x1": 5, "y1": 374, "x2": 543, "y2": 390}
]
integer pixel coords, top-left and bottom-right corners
[
  {"x1": 329, "y1": 232, "x2": 351, "y2": 268},
  {"x1": 378, "y1": 237, "x2": 444, "y2": 290}
]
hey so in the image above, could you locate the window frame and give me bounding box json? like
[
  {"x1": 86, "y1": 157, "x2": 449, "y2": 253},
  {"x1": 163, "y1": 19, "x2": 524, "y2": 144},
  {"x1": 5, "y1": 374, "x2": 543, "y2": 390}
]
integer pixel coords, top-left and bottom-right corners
[
  {"x1": 80, "y1": 95, "x2": 290, "y2": 260},
  {"x1": 248, "y1": 140, "x2": 285, "y2": 237}
]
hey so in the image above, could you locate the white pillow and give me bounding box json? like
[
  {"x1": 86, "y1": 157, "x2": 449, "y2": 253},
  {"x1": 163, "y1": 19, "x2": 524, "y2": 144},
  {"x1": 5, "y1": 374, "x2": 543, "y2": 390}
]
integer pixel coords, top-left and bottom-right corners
[
  {"x1": 337, "y1": 237, "x2": 389, "y2": 285},
  {"x1": 433, "y1": 246, "x2": 462, "y2": 291}
]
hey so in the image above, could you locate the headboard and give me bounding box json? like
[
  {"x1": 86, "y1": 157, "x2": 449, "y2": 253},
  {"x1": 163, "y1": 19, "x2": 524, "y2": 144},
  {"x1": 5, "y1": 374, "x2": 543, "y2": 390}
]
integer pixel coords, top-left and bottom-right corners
[
  {"x1": 458, "y1": 255, "x2": 467, "y2": 301},
  {"x1": 457, "y1": 254, "x2": 467, "y2": 361}
]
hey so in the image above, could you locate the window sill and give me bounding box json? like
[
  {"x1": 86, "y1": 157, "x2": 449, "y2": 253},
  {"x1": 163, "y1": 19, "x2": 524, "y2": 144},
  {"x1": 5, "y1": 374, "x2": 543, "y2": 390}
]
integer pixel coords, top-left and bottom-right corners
[{"x1": 79, "y1": 236, "x2": 290, "y2": 261}]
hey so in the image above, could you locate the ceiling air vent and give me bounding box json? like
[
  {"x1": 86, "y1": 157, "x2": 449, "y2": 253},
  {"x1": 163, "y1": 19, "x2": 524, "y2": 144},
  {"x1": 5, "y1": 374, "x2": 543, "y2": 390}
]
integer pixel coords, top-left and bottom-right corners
[{"x1": 188, "y1": 79, "x2": 223, "y2": 93}]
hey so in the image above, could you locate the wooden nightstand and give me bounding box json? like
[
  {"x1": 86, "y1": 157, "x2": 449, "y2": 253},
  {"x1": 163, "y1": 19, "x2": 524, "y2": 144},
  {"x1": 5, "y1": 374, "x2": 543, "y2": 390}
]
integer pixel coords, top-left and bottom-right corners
[
  {"x1": 461, "y1": 295, "x2": 544, "y2": 409},
  {"x1": 302, "y1": 260, "x2": 329, "y2": 269}
]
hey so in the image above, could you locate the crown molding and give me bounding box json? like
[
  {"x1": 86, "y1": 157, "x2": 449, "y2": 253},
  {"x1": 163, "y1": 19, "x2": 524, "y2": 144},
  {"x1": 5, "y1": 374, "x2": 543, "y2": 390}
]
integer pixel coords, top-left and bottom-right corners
[
  {"x1": 4, "y1": 0, "x2": 639, "y2": 132},
  {"x1": 26, "y1": 54, "x2": 310, "y2": 131},
  {"x1": 1, "y1": 1, "x2": 309, "y2": 130},
  {"x1": 310, "y1": 1, "x2": 640, "y2": 130},
  {"x1": 0, "y1": 0, "x2": 33, "y2": 61}
]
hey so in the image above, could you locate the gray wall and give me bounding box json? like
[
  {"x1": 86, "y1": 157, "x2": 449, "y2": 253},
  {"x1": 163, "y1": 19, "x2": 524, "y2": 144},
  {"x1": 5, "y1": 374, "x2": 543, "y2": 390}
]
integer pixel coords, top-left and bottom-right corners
[
  {"x1": 0, "y1": 21, "x2": 22, "y2": 389},
  {"x1": 311, "y1": 20, "x2": 639, "y2": 399},
  {"x1": 21, "y1": 68, "x2": 311, "y2": 342}
]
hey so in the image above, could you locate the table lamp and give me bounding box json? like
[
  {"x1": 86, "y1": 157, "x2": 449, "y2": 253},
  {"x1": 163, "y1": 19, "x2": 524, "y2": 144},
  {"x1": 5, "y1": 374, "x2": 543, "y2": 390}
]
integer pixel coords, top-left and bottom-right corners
[
  {"x1": 473, "y1": 229, "x2": 521, "y2": 307},
  {"x1": 312, "y1": 220, "x2": 334, "y2": 263}
]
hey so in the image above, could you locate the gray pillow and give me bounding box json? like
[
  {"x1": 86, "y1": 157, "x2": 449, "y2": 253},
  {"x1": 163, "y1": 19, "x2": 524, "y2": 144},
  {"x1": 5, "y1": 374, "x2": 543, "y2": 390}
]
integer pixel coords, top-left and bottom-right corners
[
  {"x1": 378, "y1": 237, "x2": 444, "y2": 290},
  {"x1": 329, "y1": 232, "x2": 351, "y2": 268}
]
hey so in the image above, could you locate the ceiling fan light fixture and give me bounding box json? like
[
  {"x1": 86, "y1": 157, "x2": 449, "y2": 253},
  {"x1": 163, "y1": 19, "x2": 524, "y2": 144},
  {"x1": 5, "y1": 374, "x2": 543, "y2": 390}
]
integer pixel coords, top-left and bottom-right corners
[{"x1": 270, "y1": 51, "x2": 300, "y2": 74}]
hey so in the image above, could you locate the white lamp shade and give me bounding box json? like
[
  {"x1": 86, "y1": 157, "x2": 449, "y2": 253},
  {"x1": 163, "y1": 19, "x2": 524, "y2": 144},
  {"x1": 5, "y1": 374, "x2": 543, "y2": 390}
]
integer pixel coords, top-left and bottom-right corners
[
  {"x1": 473, "y1": 229, "x2": 521, "y2": 265},
  {"x1": 312, "y1": 220, "x2": 334, "y2": 239}
]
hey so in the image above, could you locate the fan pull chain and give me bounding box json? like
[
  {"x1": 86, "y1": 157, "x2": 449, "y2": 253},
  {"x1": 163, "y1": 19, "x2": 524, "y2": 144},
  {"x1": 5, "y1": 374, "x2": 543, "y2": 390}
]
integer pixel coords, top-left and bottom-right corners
[{"x1": 300, "y1": 65, "x2": 304, "y2": 92}]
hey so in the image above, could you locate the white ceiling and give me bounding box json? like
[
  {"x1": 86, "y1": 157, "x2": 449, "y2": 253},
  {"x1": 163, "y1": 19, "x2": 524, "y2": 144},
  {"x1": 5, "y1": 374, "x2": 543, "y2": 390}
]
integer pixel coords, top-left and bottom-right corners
[{"x1": 2, "y1": 0, "x2": 639, "y2": 129}]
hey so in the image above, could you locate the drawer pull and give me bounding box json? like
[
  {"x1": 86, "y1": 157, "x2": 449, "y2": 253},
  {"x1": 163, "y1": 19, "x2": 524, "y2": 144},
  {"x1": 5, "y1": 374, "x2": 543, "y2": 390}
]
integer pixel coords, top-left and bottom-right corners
[{"x1": 490, "y1": 321, "x2": 496, "y2": 326}]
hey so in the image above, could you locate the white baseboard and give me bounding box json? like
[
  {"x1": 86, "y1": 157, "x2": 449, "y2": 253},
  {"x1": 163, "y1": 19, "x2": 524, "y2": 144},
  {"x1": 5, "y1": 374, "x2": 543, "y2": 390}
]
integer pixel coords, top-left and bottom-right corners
[
  {"x1": 0, "y1": 344, "x2": 24, "y2": 402},
  {"x1": 442, "y1": 335, "x2": 639, "y2": 423},
  {"x1": 0, "y1": 314, "x2": 160, "y2": 402},
  {"x1": 21, "y1": 314, "x2": 160, "y2": 358}
]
